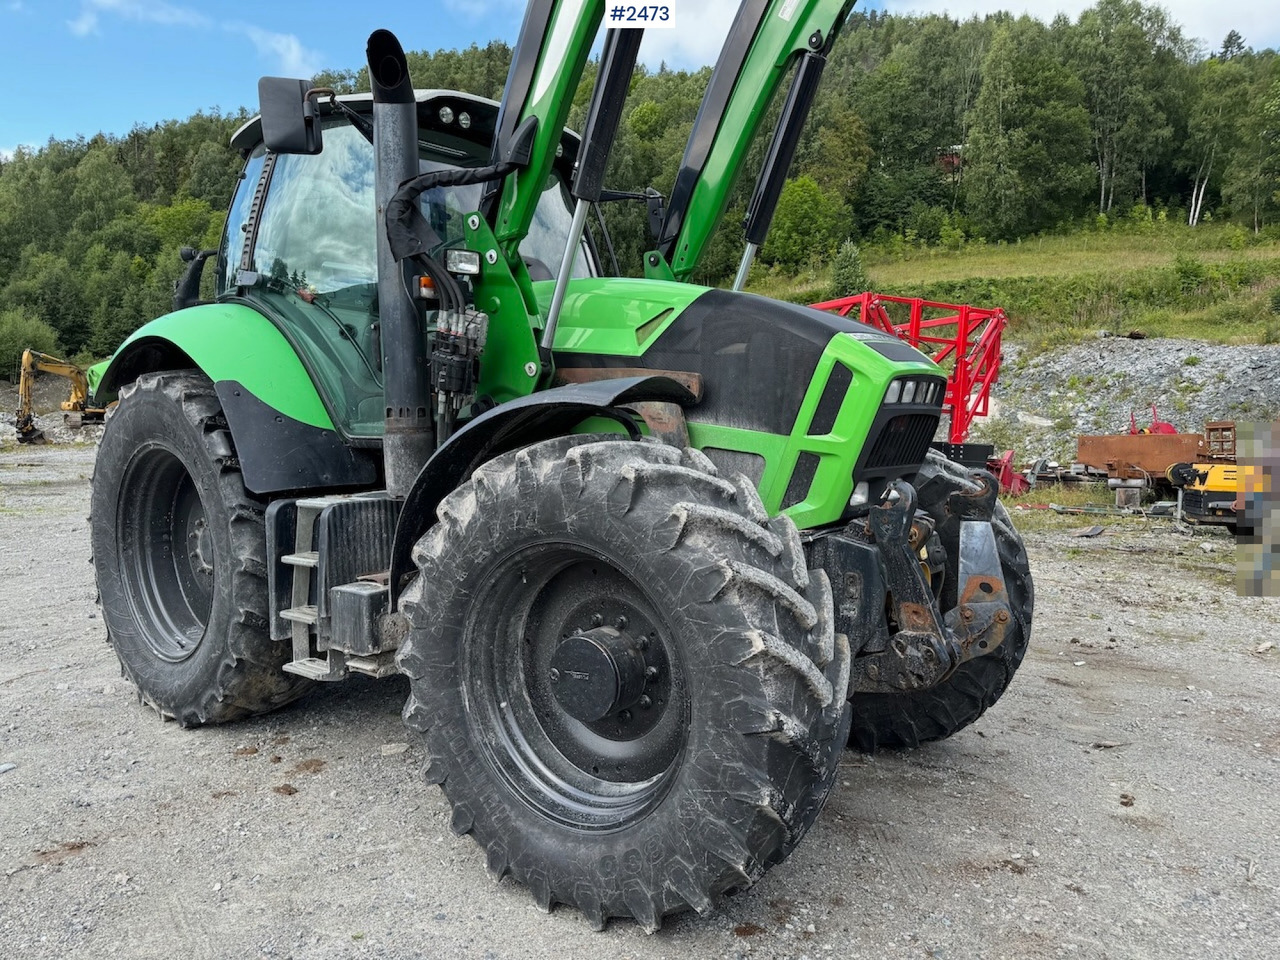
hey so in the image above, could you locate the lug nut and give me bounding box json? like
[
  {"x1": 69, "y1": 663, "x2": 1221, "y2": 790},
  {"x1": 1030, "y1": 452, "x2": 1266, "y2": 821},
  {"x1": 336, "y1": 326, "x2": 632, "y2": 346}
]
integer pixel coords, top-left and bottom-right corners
[
  {"x1": 549, "y1": 668, "x2": 560, "y2": 683},
  {"x1": 996, "y1": 610, "x2": 1010, "y2": 624},
  {"x1": 614, "y1": 615, "x2": 628, "y2": 631},
  {"x1": 645, "y1": 666, "x2": 659, "y2": 680},
  {"x1": 638, "y1": 695, "x2": 652, "y2": 710},
  {"x1": 618, "y1": 710, "x2": 632, "y2": 723},
  {"x1": 590, "y1": 613, "x2": 604, "y2": 628}
]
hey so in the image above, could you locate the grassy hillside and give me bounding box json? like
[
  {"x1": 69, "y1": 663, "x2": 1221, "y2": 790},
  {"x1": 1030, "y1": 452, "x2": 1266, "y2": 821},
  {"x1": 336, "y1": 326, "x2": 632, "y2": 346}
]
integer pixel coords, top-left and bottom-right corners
[{"x1": 756, "y1": 225, "x2": 1280, "y2": 348}]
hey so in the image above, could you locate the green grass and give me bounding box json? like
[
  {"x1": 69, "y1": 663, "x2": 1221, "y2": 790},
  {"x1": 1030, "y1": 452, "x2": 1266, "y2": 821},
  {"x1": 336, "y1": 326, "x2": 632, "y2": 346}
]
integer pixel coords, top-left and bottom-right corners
[{"x1": 864, "y1": 227, "x2": 1277, "y2": 286}]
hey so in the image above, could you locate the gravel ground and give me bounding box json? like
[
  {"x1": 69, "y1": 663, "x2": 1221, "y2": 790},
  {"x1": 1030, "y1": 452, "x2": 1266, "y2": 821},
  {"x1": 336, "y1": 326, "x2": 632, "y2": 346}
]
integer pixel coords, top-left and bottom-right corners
[
  {"x1": 2, "y1": 446, "x2": 1279, "y2": 960},
  {"x1": 967, "y1": 338, "x2": 1280, "y2": 463}
]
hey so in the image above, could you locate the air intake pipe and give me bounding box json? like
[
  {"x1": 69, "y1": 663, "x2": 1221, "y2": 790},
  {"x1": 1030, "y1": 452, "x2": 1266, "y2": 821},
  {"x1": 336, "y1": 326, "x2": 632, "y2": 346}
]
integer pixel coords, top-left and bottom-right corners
[{"x1": 368, "y1": 29, "x2": 433, "y2": 498}]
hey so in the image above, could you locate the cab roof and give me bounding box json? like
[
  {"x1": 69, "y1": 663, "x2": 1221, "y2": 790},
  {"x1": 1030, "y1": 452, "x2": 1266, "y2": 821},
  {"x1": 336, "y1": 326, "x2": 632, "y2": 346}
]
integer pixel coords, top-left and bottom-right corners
[{"x1": 231, "y1": 88, "x2": 580, "y2": 164}]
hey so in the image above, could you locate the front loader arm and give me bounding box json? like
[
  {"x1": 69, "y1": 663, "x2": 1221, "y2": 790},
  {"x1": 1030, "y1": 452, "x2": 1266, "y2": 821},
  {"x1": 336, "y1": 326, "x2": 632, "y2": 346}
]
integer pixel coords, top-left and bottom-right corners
[
  {"x1": 657, "y1": 0, "x2": 855, "y2": 281},
  {"x1": 488, "y1": 0, "x2": 604, "y2": 284}
]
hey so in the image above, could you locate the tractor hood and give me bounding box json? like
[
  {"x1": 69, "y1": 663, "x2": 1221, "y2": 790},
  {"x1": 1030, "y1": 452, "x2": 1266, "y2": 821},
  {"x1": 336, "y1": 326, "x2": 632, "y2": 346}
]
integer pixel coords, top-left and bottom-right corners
[{"x1": 543, "y1": 278, "x2": 939, "y2": 436}]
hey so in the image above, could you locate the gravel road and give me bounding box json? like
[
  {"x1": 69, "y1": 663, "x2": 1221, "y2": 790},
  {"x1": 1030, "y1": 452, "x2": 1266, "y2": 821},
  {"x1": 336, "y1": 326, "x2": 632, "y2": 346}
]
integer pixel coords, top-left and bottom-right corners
[{"x1": 2, "y1": 446, "x2": 1278, "y2": 959}]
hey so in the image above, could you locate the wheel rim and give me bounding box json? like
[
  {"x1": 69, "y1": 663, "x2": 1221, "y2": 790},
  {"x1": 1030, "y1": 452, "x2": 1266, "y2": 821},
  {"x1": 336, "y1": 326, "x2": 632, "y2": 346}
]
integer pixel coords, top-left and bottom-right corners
[
  {"x1": 117, "y1": 443, "x2": 215, "y2": 662},
  {"x1": 464, "y1": 542, "x2": 689, "y2": 832}
]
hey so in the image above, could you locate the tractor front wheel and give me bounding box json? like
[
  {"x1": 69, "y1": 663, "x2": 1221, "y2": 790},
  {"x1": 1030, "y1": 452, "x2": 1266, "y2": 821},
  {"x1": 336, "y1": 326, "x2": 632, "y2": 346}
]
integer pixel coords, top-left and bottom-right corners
[
  {"x1": 91, "y1": 371, "x2": 310, "y2": 725},
  {"x1": 398, "y1": 436, "x2": 851, "y2": 931}
]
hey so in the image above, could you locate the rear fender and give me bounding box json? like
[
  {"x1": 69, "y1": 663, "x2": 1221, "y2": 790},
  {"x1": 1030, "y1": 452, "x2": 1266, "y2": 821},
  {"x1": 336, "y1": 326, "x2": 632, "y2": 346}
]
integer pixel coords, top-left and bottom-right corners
[
  {"x1": 388, "y1": 376, "x2": 696, "y2": 607},
  {"x1": 95, "y1": 304, "x2": 377, "y2": 495}
]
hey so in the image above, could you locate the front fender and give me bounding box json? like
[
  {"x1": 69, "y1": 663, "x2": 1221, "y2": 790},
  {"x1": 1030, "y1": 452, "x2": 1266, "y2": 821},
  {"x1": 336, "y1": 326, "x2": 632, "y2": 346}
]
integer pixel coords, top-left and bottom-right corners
[{"x1": 387, "y1": 376, "x2": 696, "y2": 607}]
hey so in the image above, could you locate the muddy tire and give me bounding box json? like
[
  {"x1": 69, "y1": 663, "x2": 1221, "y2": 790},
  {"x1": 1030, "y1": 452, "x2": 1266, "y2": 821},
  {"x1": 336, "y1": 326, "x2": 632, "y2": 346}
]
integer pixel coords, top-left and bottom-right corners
[
  {"x1": 398, "y1": 436, "x2": 851, "y2": 932},
  {"x1": 91, "y1": 371, "x2": 310, "y2": 726},
  {"x1": 848, "y1": 450, "x2": 1033, "y2": 751}
]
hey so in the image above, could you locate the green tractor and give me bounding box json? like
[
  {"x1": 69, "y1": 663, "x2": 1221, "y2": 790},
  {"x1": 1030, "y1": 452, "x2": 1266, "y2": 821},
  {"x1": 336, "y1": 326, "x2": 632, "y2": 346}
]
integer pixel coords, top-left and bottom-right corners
[{"x1": 87, "y1": 0, "x2": 1032, "y2": 932}]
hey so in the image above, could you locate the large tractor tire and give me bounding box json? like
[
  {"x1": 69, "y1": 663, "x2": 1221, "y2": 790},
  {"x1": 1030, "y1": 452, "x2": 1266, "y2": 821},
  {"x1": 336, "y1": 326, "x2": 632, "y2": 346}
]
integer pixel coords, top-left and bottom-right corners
[
  {"x1": 398, "y1": 436, "x2": 851, "y2": 932},
  {"x1": 91, "y1": 371, "x2": 310, "y2": 726},
  {"x1": 848, "y1": 450, "x2": 1034, "y2": 752}
]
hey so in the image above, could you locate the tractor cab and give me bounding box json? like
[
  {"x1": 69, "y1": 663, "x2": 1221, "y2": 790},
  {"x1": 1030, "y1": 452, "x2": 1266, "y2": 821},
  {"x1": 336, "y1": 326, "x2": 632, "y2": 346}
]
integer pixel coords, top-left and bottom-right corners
[{"x1": 217, "y1": 91, "x2": 596, "y2": 439}]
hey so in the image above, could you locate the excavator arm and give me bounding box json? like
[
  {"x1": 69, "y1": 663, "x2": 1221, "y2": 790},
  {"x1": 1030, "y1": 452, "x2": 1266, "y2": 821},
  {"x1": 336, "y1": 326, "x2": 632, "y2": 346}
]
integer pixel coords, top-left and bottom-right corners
[{"x1": 15, "y1": 349, "x2": 105, "y2": 443}]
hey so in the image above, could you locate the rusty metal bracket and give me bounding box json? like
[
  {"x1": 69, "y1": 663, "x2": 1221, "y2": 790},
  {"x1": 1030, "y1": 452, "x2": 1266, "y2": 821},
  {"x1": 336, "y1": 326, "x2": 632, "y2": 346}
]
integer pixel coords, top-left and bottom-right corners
[
  {"x1": 625, "y1": 400, "x2": 689, "y2": 448},
  {"x1": 851, "y1": 477, "x2": 1011, "y2": 694}
]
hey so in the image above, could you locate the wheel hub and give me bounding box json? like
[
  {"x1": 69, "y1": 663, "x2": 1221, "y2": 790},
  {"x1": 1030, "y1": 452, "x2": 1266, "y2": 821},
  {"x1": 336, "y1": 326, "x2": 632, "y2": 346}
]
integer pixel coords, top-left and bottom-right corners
[
  {"x1": 188, "y1": 517, "x2": 214, "y2": 576},
  {"x1": 549, "y1": 626, "x2": 649, "y2": 723}
]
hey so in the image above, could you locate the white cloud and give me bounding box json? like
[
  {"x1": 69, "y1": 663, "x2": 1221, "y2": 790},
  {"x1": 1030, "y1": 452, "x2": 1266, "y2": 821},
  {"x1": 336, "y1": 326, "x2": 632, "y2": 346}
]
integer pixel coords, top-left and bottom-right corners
[
  {"x1": 880, "y1": 1, "x2": 1277, "y2": 51},
  {"x1": 235, "y1": 25, "x2": 323, "y2": 78},
  {"x1": 69, "y1": 0, "x2": 209, "y2": 31},
  {"x1": 637, "y1": 0, "x2": 740, "y2": 68},
  {"x1": 62, "y1": 0, "x2": 325, "y2": 78},
  {"x1": 68, "y1": 9, "x2": 97, "y2": 35}
]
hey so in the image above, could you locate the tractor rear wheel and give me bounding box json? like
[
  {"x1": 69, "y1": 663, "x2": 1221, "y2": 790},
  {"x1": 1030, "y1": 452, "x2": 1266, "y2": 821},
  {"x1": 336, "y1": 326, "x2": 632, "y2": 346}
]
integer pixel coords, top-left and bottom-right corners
[
  {"x1": 91, "y1": 370, "x2": 310, "y2": 725},
  {"x1": 848, "y1": 450, "x2": 1033, "y2": 751},
  {"x1": 398, "y1": 436, "x2": 851, "y2": 932}
]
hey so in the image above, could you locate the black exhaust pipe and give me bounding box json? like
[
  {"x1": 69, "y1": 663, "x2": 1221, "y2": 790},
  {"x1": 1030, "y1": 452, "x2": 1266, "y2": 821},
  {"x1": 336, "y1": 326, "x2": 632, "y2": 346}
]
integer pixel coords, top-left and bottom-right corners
[{"x1": 368, "y1": 29, "x2": 433, "y2": 498}]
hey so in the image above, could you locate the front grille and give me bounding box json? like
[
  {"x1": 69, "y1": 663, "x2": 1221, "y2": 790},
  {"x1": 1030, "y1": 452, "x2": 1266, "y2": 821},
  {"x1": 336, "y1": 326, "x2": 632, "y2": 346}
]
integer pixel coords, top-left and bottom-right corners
[{"x1": 861, "y1": 413, "x2": 939, "y2": 472}]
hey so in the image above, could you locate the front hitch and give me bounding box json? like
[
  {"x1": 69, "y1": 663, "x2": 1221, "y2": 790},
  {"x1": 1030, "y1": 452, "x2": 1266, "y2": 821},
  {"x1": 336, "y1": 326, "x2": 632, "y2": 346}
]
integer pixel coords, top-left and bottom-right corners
[{"x1": 853, "y1": 473, "x2": 1013, "y2": 694}]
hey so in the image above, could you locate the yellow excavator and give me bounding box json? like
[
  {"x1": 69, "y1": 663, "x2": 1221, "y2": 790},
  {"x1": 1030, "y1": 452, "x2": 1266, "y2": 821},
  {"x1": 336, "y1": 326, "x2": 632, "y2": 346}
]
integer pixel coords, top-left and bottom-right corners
[{"x1": 14, "y1": 349, "x2": 108, "y2": 443}]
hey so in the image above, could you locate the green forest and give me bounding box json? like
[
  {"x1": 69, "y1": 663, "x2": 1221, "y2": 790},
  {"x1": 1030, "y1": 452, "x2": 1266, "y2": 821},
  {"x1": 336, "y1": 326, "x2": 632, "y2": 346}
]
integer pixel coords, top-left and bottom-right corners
[{"x1": 2, "y1": 0, "x2": 1279, "y2": 369}]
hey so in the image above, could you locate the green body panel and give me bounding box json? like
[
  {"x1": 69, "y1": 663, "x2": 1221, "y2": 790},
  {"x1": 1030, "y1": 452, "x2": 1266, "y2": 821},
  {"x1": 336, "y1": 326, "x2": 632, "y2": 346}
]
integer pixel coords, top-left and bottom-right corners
[
  {"x1": 534, "y1": 277, "x2": 709, "y2": 355},
  {"x1": 668, "y1": 0, "x2": 854, "y2": 280},
  {"x1": 467, "y1": 216, "x2": 542, "y2": 402},
  {"x1": 104, "y1": 303, "x2": 333, "y2": 430},
  {"x1": 762, "y1": 333, "x2": 936, "y2": 527}
]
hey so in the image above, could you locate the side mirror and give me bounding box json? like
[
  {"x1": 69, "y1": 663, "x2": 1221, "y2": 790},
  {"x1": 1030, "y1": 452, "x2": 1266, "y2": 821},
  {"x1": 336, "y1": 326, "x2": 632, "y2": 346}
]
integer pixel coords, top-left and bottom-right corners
[{"x1": 258, "y1": 77, "x2": 323, "y2": 155}]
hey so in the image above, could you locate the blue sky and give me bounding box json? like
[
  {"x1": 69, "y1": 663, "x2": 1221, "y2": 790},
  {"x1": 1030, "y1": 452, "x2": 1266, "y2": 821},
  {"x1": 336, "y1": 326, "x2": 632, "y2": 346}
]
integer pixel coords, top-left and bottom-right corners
[{"x1": 1, "y1": 0, "x2": 1276, "y2": 157}]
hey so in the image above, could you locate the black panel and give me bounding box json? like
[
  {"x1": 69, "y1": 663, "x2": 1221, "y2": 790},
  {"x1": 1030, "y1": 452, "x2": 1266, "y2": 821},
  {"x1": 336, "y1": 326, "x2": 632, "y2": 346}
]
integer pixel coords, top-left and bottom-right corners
[
  {"x1": 863, "y1": 337, "x2": 933, "y2": 364},
  {"x1": 804, "y1": 526, "x2": 891, "y2": 658},
  {"x1": 931, "y1": 441, "x2": 994, "y2": 470},
  {"x1": 558, "y1": 289, "x2": 878, "y2": 437},
  {"x1": 782, "y1": 452, "x2": 821, "y2": 510},
  {"x1": 858, "y1": 412, "x2": 940, "y2": 477},
  {"x1": 702, "y1": 448, "x2": 766, "y2": 485},
  {"x1": 215, "y1": 381, "x2": 380, "y2": 495},
  {"x1": 315, "y1": 496, "x2": 399, "y2": 641},
  {"x1": 809, "y1": 363, "x2": 852, "y2": 436}
]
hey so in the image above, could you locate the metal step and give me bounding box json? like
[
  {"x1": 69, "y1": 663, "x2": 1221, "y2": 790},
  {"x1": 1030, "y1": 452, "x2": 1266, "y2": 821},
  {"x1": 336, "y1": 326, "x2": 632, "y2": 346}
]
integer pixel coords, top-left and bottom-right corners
[
  {"x1": 280, "y1": 605, "x2": 318, "y2": 625},
  {"x1": 346, "y1": 654, "x2": 399, "y2": 679},
  {"x1": 282, "y1": 656, "x2": 347, "y2": 681},
  {"x1": 282, "y1": 551, "x2": 319, "y2": 568}
]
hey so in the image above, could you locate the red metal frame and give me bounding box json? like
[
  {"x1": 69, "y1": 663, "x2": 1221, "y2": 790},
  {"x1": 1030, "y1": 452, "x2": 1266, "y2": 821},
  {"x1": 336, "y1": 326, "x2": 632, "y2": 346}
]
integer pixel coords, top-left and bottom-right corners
[{"x1": 810, "y1": 292, "x2": 1007, "y2": 444}]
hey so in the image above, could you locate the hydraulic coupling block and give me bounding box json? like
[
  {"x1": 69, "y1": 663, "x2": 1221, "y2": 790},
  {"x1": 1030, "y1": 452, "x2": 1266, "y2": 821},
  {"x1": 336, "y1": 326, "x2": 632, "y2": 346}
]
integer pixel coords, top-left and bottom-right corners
[{"x1": 430, "y1": 307, "x2": 489, "y2": 441}]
